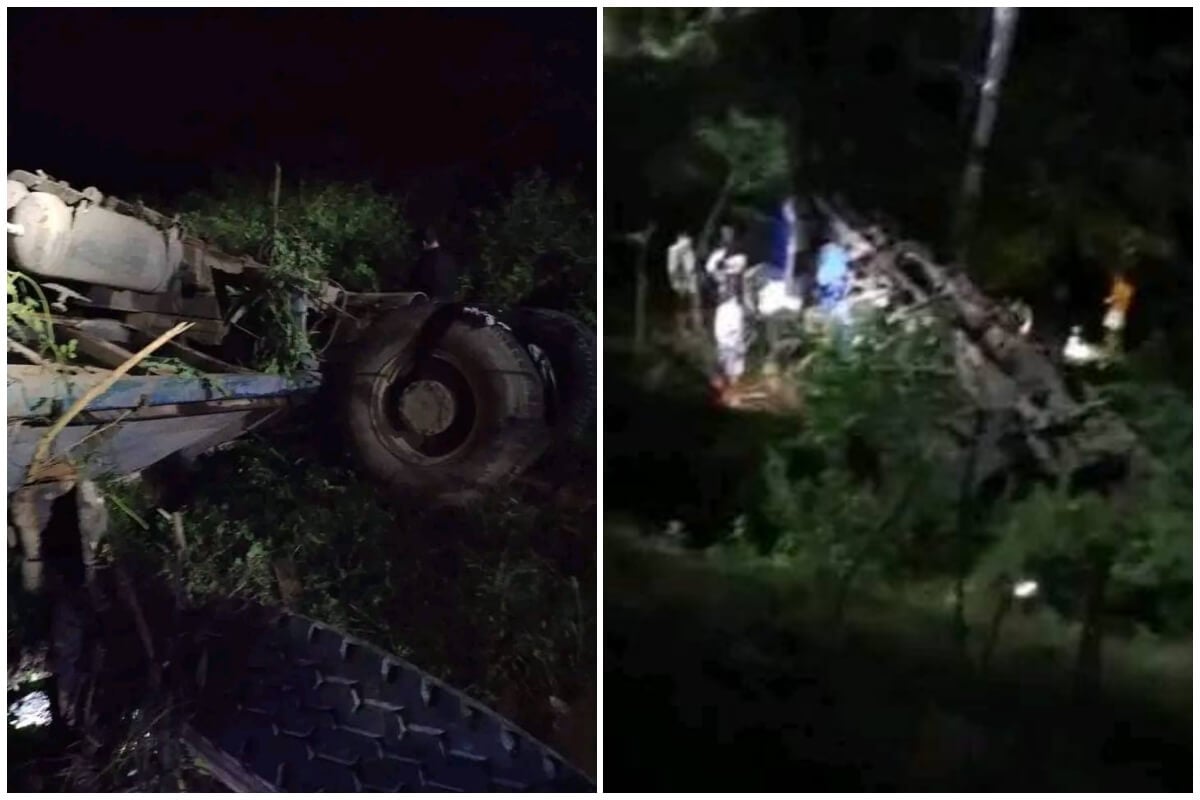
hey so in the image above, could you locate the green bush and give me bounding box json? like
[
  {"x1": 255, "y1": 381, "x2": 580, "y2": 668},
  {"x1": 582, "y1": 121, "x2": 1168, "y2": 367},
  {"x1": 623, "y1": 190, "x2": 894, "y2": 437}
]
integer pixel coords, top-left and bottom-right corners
[
  {"x1": 745, "y1": 313, "x2": 966, "y2": 593},
  {"x1": 972, "y1": 369, "x2": 1192, "y2": 637},
  {"x1": 7, "y1": 270, "x2": 78, "y2": 364},
  {"x1": 180, "y1": 174, "x2": 412, "y2": 291},
  {"x1": 467, "y1": 172, "x2": 596, "y2": 324},
  {"x1": 728, "y1": 308, "x2": 1190, "y2": 645},
  {"x1": 178, "y1": 175, "x2": 414, "y2": 373}
]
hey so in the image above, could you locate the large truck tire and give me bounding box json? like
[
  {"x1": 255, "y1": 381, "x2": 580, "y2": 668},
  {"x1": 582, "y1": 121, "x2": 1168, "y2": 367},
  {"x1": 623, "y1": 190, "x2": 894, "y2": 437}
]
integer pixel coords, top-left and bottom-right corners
[
  {"x1": 187, "y1": 600, "x2": 594, "y2": 792},
  {"x1": 50, "y1": 572, "x2": 594, "y2": 792},
  {"x1": 501, "y1": 308, "x2": 597, "y2": 448},
  {"x1": 344, "y1": 308, "x2": 550, "y2": 500}
]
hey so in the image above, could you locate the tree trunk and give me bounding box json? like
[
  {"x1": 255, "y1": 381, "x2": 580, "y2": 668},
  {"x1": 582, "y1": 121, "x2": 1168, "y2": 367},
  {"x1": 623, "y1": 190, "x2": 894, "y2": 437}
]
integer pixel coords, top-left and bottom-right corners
[
  {"x1": 698, "y1": 172, "x2": 736, "y2": 260},
  {"x1": 1073, "y1": 552, "x2": 1111, "y2": 701},
  {"x1": 956, "y1": 9, "x2": 991, "y2": 132},
  {"x1": 952, "y1": 412, "x2": 986, "y2": 657},
  {"x1": 271, "y1": 162, "x2": 282, "y2": 263},
  {"x1": 631, "y1": 223, "x2": 656, "y2": 352},
  {"x1": 951, "y1": 7, "x2": 1019, "y2": 261},
  {"x1": 979, "y1": 585, "x2": 1012, "y2": 673}
]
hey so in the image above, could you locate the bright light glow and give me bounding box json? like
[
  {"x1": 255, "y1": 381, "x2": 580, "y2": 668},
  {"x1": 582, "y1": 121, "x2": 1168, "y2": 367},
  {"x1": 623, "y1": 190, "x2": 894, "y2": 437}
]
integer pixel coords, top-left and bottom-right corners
[
  {"x1": 9, "y1": 690, "x2": 52, "y2": 729},
  {"x1": 757, "y1": 279, "x2": 802, "y2": 316},
  {"x1": 1063, "y1": 328, "x2": 1104, "y2": 365},
  {"x1": 1013, "y1": 579, "x2": 1039, "y2": 599}
]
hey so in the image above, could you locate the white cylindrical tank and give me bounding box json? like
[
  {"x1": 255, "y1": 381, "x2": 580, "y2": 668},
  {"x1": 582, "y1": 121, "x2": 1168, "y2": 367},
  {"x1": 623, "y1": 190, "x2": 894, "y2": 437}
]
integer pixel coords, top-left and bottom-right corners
[
  {"x1": 7, "y1": 180, "x2": 29, "y2": 211},
  {"x1": 8, "y1": 191, "x2": 179, "y2": 293}
]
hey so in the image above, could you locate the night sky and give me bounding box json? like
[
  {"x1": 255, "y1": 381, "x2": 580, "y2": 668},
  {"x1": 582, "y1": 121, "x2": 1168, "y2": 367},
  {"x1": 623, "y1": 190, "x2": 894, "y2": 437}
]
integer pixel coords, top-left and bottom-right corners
[{"x1": 8, "y1": 9, "x2": 595, "y2": 216}]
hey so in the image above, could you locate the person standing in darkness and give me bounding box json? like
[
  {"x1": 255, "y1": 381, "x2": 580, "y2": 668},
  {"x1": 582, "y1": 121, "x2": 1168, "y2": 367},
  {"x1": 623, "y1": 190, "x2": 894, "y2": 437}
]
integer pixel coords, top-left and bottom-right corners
[
  {"x1": 666, "y1": 232, "x2": 702, "y2": 334},
  {"x1": 1102, "y1": 270, "x2": 1134, "y2": 355},
  {"x1": 412, "y1": 227, "x2": 460, "y2": 301},
  {"x1": 713, "y1": 270, "x2": 749, "y2": 404}
]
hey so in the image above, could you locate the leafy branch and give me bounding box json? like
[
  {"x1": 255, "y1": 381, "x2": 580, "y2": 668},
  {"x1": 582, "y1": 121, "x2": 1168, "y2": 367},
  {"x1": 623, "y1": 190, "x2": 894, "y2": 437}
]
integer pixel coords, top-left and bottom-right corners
[{"x1": 7, "y1": 270, "x2": 77, "y2": 364}]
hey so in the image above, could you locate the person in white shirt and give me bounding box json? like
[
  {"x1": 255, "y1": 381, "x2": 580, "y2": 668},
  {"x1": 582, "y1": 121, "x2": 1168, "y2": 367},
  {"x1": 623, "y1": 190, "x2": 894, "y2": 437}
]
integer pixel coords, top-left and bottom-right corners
[
  {"x1": 666, "y1": 232, "x2": 701, "y2": 333},
  {"x1": 713, "y1": 273, "x2": 748, "y2": 401},
  {"x1": 704, "y1": 225, "x2": 736, "y2": 275}
]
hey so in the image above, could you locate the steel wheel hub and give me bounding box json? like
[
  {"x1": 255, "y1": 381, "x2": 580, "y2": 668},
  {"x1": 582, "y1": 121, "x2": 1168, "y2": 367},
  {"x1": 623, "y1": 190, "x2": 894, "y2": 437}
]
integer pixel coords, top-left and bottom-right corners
[{"x1": 397, "y1": 379, "x2": 457, "y2": 436}]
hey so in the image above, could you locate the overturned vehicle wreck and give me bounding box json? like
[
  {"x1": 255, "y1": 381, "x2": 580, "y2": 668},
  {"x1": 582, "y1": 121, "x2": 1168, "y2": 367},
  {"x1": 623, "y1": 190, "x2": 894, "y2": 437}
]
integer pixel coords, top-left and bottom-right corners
[
  {"x1": 7, "y1": 168, "x2": 595, "y2": 497},
  {"x1": 810, "y1": 200, "x2": 1154, "y2": 497},
  {"x1": 7, "y1": 169, "x2": 595, "y2": 791}
]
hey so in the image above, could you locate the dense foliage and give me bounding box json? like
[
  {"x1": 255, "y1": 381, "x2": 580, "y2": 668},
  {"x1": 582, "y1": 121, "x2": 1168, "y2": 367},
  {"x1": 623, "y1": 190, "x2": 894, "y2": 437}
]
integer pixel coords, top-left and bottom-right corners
[
  {"x1": 178, "y1": 175, "x2": 413, "y2": 372},
  {"x1": 466, "y1": 172, "x2": 597, "y2": 324},
  {"x1": 179, "y1": 171, "x2": 596, "y2": 372},
  {"x1": 180, "y1": 174, "x2": 412, "y2": 292},
  {"x1": 729, "y1": 317, "x2": 1192, "y2": 662}
]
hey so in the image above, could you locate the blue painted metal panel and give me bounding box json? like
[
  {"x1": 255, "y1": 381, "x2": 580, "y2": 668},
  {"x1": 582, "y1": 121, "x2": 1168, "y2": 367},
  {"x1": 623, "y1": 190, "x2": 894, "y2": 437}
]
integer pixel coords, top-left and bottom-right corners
[
  {"x1": 7, "y1": 410, "x2": 261, "y2": 491},
  {"x1": 7, "y1": 369, "x2": 321, "y2": 419}
]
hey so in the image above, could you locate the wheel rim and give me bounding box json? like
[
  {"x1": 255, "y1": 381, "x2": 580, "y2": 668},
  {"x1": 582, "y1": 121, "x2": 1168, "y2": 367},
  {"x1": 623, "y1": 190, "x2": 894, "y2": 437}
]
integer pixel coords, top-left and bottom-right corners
[
  {"x1": 398, "y1": 379, "x2": 457, "y2": 436},
  {"x1": 373, "y1": 354, "x2": 477, "y2": 462}
]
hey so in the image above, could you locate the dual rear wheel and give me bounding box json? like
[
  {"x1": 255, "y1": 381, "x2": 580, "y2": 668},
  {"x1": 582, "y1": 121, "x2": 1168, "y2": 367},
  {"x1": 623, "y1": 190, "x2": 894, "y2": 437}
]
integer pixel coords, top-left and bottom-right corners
[{"x1": 343, "y1": 306, "x2": 594, "y2": 499}]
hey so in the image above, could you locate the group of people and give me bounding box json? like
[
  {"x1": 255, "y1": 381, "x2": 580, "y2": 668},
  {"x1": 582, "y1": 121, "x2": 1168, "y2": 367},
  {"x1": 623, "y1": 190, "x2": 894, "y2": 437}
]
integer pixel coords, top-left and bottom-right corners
[
  {"x1": 668, "y1": 197, "x2": 1142, "y2": 402},
  {"x1": 1062, "y1": 271, "x2": 1136, "y2": 365},
  {"x1": 665, "y1": 223, "x2": 771, "y2": 398},
  {"x1": 666, "y1": 198, "x2": 877, "y2": 402}
]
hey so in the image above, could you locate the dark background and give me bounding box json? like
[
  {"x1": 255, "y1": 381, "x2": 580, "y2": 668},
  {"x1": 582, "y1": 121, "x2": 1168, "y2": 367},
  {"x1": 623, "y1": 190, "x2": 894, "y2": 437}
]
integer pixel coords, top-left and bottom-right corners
[{"x1": 9, "y1": 8, "x2": 595, "y2": 217}]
